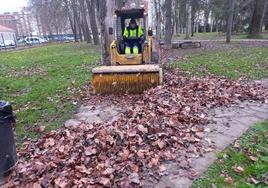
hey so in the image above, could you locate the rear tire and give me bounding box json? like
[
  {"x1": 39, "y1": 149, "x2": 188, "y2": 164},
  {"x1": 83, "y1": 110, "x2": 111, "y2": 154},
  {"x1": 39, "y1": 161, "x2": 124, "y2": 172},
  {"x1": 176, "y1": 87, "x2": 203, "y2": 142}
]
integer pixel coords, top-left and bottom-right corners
[{"x1": 151, "y1": 52, "x2": 159, "y2": 64}]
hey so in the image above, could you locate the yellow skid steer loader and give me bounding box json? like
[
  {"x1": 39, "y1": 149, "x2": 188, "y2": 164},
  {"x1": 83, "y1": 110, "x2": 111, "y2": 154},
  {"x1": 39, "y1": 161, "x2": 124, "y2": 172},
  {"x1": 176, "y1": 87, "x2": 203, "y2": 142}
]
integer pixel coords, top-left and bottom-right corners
[{"x1": 92, "y1": 8, "x2": 162, "y2": 94}]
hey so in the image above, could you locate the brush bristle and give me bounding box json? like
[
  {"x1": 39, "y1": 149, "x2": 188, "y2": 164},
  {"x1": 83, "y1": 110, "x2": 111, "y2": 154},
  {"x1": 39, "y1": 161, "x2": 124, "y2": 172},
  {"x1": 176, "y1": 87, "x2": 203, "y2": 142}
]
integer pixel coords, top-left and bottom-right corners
[{"x1": 92, "y1": 72, "x2": 161, "y2": 94}]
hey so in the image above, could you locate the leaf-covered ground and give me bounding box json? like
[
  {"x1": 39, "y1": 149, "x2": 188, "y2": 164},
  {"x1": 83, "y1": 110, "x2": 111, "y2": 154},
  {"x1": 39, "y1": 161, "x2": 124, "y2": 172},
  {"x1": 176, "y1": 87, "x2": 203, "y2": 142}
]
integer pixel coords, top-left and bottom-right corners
[
  {"x1": 192, "y1": 121, "x2": 268, "y2": 188},
  {"x1": 0, "y1": 43, "x2": 100, "y2": 142},
  {"x1": 6, "y1": 69, "x2": 268, "y2": 187}
]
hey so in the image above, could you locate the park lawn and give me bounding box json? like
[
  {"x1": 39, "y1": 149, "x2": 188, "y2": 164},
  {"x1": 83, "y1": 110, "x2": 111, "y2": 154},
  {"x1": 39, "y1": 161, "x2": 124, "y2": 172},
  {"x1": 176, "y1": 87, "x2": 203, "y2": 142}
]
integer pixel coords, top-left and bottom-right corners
[
  {"x1": 192, "y1": 121, "x2": 268, "y2": 188},
  {"x1": 173, "y1": 31, "x2": 268, "y2": 40},
  {"x1": 0, "y1": 43, "x2": 100, "y2": 142},
  {"x1": 173, "y1": 46, "x2": 268, "y2": 79}
]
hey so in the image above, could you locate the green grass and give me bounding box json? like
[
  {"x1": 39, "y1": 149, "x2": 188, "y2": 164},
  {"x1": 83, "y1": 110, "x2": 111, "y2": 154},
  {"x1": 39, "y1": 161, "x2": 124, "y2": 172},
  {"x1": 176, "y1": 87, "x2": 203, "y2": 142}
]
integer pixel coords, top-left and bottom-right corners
[
  {"x1": 170, "y1": 46, "x2": 268, "y2": 79},
  {"x1": 192, "y1": 121, "x2": 268, "y2": 188},
  {"x1": 0, "y1": 43, "x2": 100, "y2": 142},
  {"x1": 173, "y1": 31, "x2": 268, "y2": 40}
]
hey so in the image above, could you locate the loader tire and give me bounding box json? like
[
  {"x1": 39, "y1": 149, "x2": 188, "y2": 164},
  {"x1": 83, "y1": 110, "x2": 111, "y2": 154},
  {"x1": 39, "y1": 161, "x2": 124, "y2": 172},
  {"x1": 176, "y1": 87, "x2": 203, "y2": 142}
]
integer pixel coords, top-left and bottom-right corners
[{"x1": 151, "y1": 52, "x2": 159, "y2": 64}]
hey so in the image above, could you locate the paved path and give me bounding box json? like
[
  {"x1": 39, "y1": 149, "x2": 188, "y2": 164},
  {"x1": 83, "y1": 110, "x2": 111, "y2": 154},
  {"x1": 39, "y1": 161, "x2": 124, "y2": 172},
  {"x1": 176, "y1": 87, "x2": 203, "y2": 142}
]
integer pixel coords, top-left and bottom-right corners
[
  {"x1": 155, "y1": 101, "x2": 268, "y2": 188},
  {"x1": 64, "y1": 104, "x2": 122, "y2": 127}
]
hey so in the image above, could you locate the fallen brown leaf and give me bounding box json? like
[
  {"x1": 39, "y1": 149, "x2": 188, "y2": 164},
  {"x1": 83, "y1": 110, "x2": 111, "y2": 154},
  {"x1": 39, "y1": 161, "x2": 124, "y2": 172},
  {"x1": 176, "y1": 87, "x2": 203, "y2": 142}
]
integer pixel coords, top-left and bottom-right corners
[
  {"x1": 233, "y1": 166, "x2": 244, "y2": 173},
  {"x1": 224, "y1": 176, "x2": 233, "y2": 184},
  {"x1": 249, "y1": 155, "x2": 257, "y2": 162}
]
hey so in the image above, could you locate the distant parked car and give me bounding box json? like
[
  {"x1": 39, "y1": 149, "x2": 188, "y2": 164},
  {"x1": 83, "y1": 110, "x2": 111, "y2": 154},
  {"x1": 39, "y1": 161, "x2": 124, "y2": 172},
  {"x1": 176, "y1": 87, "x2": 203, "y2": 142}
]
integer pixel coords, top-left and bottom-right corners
[
  {"x1": 25, "y1": 37, "x2": 48, "y2": 45},
  {"x1": 0, "y1": 40, "x2": 15, "y2": 47},
  {"x1": 39, "y1": 37, "x2": 48, "y2": 43},
  {"x1": 64, "y1": 36, "x2": 75, "y2": 41},
  {"x1": 5, "y1": 40, "x2": 15, "y2": 46},
  {"x1": 17, "y1": 38, "x2": 25, "y2": 43}
]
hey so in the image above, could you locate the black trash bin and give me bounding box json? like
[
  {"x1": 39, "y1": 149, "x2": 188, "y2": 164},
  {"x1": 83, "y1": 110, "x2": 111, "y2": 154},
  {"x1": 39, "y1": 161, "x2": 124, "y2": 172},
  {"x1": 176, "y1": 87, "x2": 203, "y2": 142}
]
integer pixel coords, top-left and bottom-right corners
[{"x1": 0, "y1": 101, "x2": 17, "y2": 175}]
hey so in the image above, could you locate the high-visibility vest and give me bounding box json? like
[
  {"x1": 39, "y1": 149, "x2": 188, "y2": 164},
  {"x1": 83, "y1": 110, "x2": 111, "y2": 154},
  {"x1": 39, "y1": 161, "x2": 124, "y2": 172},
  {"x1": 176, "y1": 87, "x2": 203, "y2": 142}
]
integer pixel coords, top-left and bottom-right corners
[{"x1": 123, "y1": 26, "x2": 144, "y2": 38}]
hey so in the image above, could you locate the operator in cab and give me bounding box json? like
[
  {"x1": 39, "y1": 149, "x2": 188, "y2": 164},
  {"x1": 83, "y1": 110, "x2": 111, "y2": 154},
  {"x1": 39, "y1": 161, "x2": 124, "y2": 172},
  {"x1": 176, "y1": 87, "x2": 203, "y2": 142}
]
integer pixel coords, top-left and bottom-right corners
[{"x1": 123, "y1": 18, "x2": 144, "y2": 54}]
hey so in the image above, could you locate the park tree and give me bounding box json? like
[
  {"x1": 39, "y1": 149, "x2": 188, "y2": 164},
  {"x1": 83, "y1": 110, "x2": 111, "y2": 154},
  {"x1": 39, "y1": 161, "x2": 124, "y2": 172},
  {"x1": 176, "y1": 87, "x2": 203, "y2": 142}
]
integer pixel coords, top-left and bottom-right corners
[
  {"x1": 173, "y1": 0, "x2": 180, "y2": 35},
  {"x1": 226, "y1": 0, "x2": 236, "y2": 43},
  {"x1": 69, "y1": 0, "x2": 80, "y2": 42},
  {"x1": 96, "y1": 0, "x2": 109, "y2": 65},
  {"x1": 29, "y1": 0, "x2": 268, "y2": 49},
  {"x1": 185, "y1": 0, "x2": 192, "y2": 39},
  {"x1": 202, "y1": 0, "x2": 211, "y2": 32},
  {"x1": 86, "y1": 0, "x2": 100, "y2": 45},
  {"x1": 30, "y1": 0, "x2": 70, "y2": 36},
  {"x1": 79, "y1": 0, "x2": 91, "y2": 43},
  {"x1": 190, "y1": 0, "x2": 202, "y2": 36},
  {"x1": 164, "y1": 0, "x2": 172, "y2": 48},
  {"x1": 248, "y1": 0, "x2": 268, "y2": 38},
  {"x1": 153, "y1": 0, "x2": 163, "y2": 39}
]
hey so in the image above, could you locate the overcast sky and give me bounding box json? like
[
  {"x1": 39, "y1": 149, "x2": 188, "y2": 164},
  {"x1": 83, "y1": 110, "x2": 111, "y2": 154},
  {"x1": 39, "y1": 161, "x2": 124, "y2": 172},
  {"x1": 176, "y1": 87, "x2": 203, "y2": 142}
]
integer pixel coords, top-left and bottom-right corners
[{"x1": 0, "y1": 0, "x2": 27, "y2": 13}]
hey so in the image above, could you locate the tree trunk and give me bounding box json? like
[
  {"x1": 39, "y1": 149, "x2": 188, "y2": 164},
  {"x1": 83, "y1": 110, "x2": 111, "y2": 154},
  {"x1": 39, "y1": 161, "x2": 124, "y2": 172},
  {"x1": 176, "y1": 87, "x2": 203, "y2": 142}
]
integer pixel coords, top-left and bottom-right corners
[
  {"x1": 210, "y1": 18, "x2": 213, "y2": 32},
  {"x1": 97, "y1": 0, "x2": 109, "y2": 65},
  {"x1": 261, "y1": 0, "x2": 268, "y2": 28},
  {"x1": 154, "y1": 0, "x2": 161, "y2": 39},
  {"x1": 74, "y1": 1, "x2": 83, "y2": 42},
  {"x1": 80, "y1": 0, "x2": 91, "y2": 43},
  {"x1": 73, "y1": 13, "x2": 79, "y2": 42},
  {"x1": 249, "y1": 0, "x2": 267, "y2": 38},
  {"x1": 215, "y1": 19, "x2": 219, "y2": 33},
  {"x1": 196, "y1": 13, "x2": 199, "y2": 33},
  {"x1": 67, "y1": 11, "x2": 76, "y2": 40},
  {"x1": 191, "y1": 3, "x2": 195, "y2": 37},
  {"x1": 204, "y1": 11, "x2": 209, "y2": 32},
  {"x1": 77, "y1": 14, "x2": 83, "y2": 42},
  {"x1": 164, "y1": 0, "x2": 172, "y2": 48},
  {"x1": 226, "y1": 0, "x2": 236, "y2": 43},
  {"x1": 64, "y1": 0, "x2": 76, "y2": 40},
  {"x1": 174, "y1": 0, "x2": 180, "y2": 35},
  {"x1": 185, "y1": 1, "x2": 191, "y2": 39},
  {"x1": 86, "y1": 0, "x2": 100, "y2": 45}
]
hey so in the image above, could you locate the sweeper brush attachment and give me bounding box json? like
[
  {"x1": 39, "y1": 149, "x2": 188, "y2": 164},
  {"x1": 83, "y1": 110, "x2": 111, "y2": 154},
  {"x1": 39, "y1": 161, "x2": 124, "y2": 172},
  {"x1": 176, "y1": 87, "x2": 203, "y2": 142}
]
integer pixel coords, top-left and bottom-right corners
[{"x1": 92, "y1": 65, "x2": 163, "y2": 94}]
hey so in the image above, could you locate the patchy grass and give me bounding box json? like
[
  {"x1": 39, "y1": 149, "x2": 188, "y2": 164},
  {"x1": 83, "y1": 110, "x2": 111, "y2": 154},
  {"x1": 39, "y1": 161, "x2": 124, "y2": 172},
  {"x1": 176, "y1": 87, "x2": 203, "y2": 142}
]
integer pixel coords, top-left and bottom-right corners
[
  {"x1": 192, "y1": 121, "x2": 268, "y2": 188},
  {"x1": 0, "y1": 43, "x2": 100, "y2": 142},
  {"x1": 172, "y1": 46, "x2": 268, "y2": 79}
]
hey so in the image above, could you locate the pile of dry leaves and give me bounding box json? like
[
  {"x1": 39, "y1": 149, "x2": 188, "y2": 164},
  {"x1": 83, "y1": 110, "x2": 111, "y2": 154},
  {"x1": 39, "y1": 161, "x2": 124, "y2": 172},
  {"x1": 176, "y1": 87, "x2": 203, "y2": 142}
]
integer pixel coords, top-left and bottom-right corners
[{"x1": 6, "y1": 69, "x2": 268, "y2": 187}]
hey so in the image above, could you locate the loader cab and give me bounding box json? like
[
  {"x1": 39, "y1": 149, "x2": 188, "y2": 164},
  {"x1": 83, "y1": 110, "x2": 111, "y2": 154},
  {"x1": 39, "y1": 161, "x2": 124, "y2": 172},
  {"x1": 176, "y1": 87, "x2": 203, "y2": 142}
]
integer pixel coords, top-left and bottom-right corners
[
  {"x1": 110, "y1": 8, "x2": 154, "y2": 65},
  {"x1": 114, "y1": 8, "x2": 147, "y2": 54}
]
